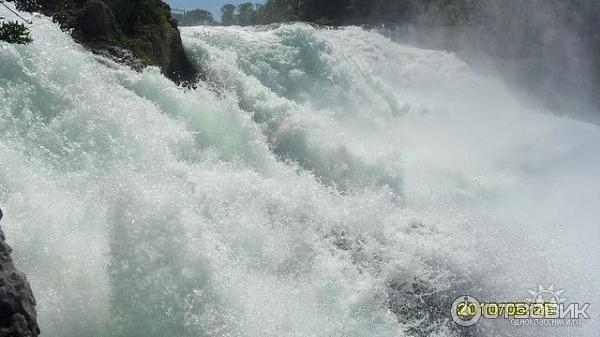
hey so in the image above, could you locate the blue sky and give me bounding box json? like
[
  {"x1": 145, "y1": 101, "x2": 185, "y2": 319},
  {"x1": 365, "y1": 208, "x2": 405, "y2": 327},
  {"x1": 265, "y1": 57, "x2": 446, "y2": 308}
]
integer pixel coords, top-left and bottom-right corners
[{"x1": 166, "y1": 0, "x2": 265, "y2": 20}]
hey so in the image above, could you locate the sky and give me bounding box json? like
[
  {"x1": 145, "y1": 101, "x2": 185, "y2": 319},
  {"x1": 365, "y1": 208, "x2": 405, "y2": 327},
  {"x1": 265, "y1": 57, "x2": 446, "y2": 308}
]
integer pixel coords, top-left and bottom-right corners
[{"x1": 166, "y1": 0, "x2": 265, "y2": 20}]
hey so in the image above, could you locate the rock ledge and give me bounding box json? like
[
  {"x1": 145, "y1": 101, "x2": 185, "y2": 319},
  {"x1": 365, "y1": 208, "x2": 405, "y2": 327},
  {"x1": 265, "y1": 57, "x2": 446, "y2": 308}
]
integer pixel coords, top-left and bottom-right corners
[{"x1": 0, "y1": 209, "x2": 40, "y2": 337}]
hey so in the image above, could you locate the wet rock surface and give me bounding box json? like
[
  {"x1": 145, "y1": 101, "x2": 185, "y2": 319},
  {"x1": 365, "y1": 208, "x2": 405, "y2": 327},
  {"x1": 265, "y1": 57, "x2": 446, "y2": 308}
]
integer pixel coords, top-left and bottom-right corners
[
  {"x1": 10, "y1": 0, "x2": 198, "y2": 85},
  {"x1": 0, "y1": 210, "x2": 40, "y2": 337}
]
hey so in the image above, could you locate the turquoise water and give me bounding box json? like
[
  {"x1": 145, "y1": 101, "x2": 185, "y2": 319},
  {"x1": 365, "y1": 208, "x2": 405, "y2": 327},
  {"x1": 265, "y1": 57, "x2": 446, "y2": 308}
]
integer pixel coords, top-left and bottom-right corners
[{"x1": 1, "y1": 8, "x2": 599, "y2": 337}]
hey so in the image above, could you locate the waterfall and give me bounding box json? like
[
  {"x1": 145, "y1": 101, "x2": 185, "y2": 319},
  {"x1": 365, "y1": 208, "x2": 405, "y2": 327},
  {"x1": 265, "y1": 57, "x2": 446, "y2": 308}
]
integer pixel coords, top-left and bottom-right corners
[{"x1": 1, "y1": 10, "x2": 598, "y2": 337}]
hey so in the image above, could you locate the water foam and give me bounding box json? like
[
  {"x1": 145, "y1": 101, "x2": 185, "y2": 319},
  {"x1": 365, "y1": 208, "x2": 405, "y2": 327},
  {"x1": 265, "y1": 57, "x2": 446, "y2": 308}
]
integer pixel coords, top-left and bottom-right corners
[{"x1": 1, "y1": 8, "x2": 599, "y2": 337}]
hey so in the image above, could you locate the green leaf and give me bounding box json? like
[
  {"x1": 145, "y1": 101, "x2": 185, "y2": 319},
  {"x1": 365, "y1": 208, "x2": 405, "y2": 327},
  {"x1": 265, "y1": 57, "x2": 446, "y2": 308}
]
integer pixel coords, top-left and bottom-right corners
[{"x1": 0, "y1": 20, "x2": 33, "y2": 44}]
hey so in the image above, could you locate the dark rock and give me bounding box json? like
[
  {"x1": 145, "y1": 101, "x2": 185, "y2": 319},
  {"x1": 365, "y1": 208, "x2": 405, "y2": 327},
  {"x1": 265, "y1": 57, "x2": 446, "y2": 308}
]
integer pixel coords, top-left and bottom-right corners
[
  {"x1": 74, "y1": 0, "x2": 121, "y2": 43},
  {"x1": 92, "y1": 46, "x2": 146, "y2": 72},
  {"x1": 13, "y1": 0, "x2": 198, "y2": 85},
  {"x1": 0, "y1": 210, "x2": 40, "y2": 337}
]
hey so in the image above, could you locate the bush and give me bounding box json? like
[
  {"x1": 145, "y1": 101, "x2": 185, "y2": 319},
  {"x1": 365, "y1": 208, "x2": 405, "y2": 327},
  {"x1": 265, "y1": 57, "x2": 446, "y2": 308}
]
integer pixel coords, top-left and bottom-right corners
[{"x1": 0, "y1": 20, "x2": 32, "y2": 44}]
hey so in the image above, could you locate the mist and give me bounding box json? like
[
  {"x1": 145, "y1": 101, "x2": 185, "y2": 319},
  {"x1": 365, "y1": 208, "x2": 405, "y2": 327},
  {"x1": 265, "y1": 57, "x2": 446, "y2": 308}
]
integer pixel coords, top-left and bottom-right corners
[
  {"x1": 383, "y1": 0, "x2": 600, "y2": 123},
  {"x1": 1, "y1": 1, "x2": 599, "y2": 337}
]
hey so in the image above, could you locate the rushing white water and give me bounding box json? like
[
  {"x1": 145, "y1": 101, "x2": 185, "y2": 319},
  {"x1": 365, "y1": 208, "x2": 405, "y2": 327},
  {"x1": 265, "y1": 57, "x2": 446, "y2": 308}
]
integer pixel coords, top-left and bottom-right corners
[{"x1": 1, "y1": 8, "x2": 599, "y2": 337}]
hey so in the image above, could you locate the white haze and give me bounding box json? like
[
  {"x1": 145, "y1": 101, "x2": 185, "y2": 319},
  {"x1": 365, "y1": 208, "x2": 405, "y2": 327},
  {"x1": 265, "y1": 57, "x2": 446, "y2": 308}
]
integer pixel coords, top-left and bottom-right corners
[{"x1": 0, "y1": 7, "x2": 599, "y2": 337}]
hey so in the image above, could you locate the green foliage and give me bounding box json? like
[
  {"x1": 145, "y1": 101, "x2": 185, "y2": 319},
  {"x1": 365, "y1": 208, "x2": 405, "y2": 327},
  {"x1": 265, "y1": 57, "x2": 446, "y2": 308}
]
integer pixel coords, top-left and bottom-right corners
[
  {"x1": 106, "y1": 0, "x2": 170, "y2": 34},
  {"x1": 180, "y1": 3, "x2": 260, "y2": 26},
  {"x1": 221, "y1": 4, "x2": 236, "y2": 25},
  {"x1": 236, "y1": 2, "x2": 255, "y2": 26},
  {"x1": 249, "y1": 0, "x2": 475, "y2": 25},
  {"x1": 1, "y1": 1, "x2": 36, "y2": 44},
  {"x1": 254, "y1": 0, "x2": 295, "y2": 23},
  {"x1": 173, "y1": 9, "x2": 214, "y2": 26},
  {"x1": 6, "y1": 0, "x2": 40, "y2": 13},
  {"x1": 0, "y1": 20, "x2": 32, "y2": 44}
]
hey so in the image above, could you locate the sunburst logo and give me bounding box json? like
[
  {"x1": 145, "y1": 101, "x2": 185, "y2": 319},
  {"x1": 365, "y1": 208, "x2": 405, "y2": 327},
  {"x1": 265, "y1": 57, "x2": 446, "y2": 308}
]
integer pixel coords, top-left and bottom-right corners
[{"x1": 526, "y1": 284, "x2": 566, "y2": 305}]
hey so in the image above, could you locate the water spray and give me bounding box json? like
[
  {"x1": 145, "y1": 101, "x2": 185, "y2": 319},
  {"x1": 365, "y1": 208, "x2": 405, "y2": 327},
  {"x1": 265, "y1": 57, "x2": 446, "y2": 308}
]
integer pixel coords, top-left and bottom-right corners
[{"x1": 0, "y1": 0, "x2": 33, "y2": 24}]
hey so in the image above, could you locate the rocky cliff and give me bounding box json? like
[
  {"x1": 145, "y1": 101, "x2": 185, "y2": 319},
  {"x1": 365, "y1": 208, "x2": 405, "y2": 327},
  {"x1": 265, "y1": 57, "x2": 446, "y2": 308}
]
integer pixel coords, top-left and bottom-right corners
[
  {"x1": 10, "y1": 0, "x2": 198, "y2": 84},
  {"x1": 0, "y1": 209, "x2": 40, "y2": 337}
]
